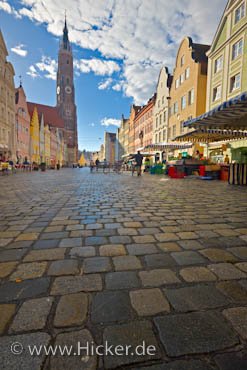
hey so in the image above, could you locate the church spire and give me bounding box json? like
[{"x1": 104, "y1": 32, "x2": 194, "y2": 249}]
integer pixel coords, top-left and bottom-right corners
[{"x1": 62, "y1": 13, "x2": 69, "y2": 50}]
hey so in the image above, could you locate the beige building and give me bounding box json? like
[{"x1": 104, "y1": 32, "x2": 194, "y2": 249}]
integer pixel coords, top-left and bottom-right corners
[
  {"x1": 153, "y1": 67, "x2": 172, "y2": 144},
  {"x1": 0, "y1": 30, "x2": 16, "y2": 161},
  {"x1": 116, "y1": 115, "x2": 129, "y2": 160}
]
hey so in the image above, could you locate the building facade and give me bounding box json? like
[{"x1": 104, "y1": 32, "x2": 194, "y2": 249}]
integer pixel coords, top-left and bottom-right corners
[
  {"x1": 0, "y1": 30, "x2": 16, "y2": 161},
  {"x1": 116, "y1": 115, "x2": 129, "y2": 160},
  {"x1": 168, "y1": 37, "x2": 209, "y2": 144},
  {"x1": 153, "y1": 67, "x2": 172, "y2": 144},
  {"x1": 28, "y1": 105, "x2": 40, "y2": 163},
  {"x1": 128, "y1": 105, "x2": 141, "y2": 154},
  {"x1": 15, "y1": 84, "x2": 30, "y2": 162},
  {"x1": 134, "y1": 95, "x2": 156, "y2": 152},
  {"x1": 56, "y1": 18, "x2": 78, "y2": 165},
  {"x1": 104, "y1": 132, "x2": 116, "y2": 164}
]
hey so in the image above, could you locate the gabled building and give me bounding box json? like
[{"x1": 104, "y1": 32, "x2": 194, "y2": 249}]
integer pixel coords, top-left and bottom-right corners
[
  {"x1": 15, "y1": 83, "x2": 30, "y2": 162},
  {"x1": 116, "y1": 115, "x2": 129, "y2": 160},
  {"x1": 153, "y1": 67, "x2": 172, "y2": 144},
  {"x1": 168, "y1": 37, "x2": 209, "y2": 144},
  {"x1": 128, "y1": 105, "x2": 141, "y2": 154},
  {"x1": 28, "y1": 105, "x2": 40, "y2": 163}
]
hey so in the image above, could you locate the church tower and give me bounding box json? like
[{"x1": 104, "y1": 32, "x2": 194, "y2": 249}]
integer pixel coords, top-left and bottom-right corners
[{"x1": 56, "y1": 17, "x2": 78, "y2": 164}]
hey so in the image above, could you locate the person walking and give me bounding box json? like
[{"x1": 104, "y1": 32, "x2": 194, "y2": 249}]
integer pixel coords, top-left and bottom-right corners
[
  {"x1": 134, "y1": 151, "x2": 143, "y2": 177},
  {"x1": 90, "y1": 160, "x2": 94, "y2": 173},
  {"x1": 95, "y1": 158, "x2": 99, "y2": 172},
  {"x1": 103, "y1": 158, "x2": 108, "y2": 174}
]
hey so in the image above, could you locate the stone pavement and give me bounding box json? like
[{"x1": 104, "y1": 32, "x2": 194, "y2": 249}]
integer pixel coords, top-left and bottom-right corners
[{"x1": 0, "y1": 168, "x2": 247, "y2": 369}]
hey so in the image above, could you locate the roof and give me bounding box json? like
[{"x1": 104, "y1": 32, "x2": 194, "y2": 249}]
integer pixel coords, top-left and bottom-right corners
[
  {"x1": 183, "y1": 92, "x2": 247, "y2": 130},
  {"x1": 27, "y1": 102, "x2": 64, "y2": 128},
  {"x1": 191, "y1": 42, "x2": 210, "y2": 63}
]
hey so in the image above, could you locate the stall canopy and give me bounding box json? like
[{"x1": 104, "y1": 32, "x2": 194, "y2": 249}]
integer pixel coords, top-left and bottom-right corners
[
  {"x1": 144, "y1": 143, "x2": 192, "y2": 151},
  {"x1": 175, "y1": 128, "x2": 247, "y2": 143},
  {"x1": 183, "y1": 92, "x2": 247, "y2": 130}
]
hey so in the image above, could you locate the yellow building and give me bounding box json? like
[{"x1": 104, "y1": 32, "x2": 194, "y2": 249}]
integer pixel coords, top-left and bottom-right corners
[
  {"x1": 206, "y1": 0, "x2": 247, "y2": 162},
  {"x1": 28, "y1": 105, "x2": 40, "y2": 163},
  {"x1": 168, "y1": 37, "x2": 210, "y2": 156},
  {"x1": 44, "y1": 123, "x2": 50, "y2": 165}
]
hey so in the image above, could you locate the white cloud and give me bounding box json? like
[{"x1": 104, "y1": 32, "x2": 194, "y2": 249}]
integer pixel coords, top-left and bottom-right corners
[
  {"x1": 98, "y1": 78, "x2": 113, "y2": 90},
  {"x1": 5, "y1": 0, "x2": 226, "y2": 103},
  {"x1": 101, "y1": 117, "x2": 121, "y2": 127},
  {"x1": 27, "y1": 56, "x2": 57, "y2": 80},
  {"x1": 74, "y1": 59, "x2": 120, "y2": 76},
  {"x1": 11, "y1": 44, "x2": 28, "y2": 57},
  {"x1": 0, "y1": 0, "x2": 21, "y2": 18},
  {"x1": 89, "y1": 122, "x2": 95, "y2": 127}
]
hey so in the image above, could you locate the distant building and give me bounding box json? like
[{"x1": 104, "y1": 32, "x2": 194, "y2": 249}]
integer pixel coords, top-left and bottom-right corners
[
  {"x1": 0, "y1": 30, "x2": 16, "y2": 161},
  {"x1": 15, "y1": 84, "x2": 31, "y2": 162},
  {"x1": 116, "y1": 115, "x2": 129, "y2": 160},
  {"x1": 104, "y1": 132, "x2": 116, "y2": 164},
  {"x1": 134, "y1": 95, "x2": 156, "y2": 152},
  {"x1": 128, "y1": 105, "x2": 141, "y2": 154}
]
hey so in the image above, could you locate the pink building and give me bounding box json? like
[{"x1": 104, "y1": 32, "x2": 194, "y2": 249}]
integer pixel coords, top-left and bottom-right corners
[
  {"x1": 134, "y1": 95, "x2": 156, "y2": 152},
  {"x1": 50, "y1": 127, "x2": 57, "y2": 167},
  {"x1": 15, "y1": 84, "x2": 30, "y2": 162}
]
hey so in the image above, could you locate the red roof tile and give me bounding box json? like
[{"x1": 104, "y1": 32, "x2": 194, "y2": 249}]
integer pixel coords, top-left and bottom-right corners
[{"x1": 27, "y1": 102, "x2": 64, "y2": 128}]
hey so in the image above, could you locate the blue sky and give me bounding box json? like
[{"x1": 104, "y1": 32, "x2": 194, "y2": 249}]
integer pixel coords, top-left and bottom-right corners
[{"x1": 0, "y1": 0, "x2": 226, "y2": 151}]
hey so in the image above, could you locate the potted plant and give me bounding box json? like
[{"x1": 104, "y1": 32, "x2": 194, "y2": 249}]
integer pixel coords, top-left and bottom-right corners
[{"x1": 40, "y1": 162, "x2": 46, "y2": 172}]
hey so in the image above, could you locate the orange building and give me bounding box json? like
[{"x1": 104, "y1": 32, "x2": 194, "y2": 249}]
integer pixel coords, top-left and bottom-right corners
[
  {"x1": 134, "y1": 95, "x2": 156, "y2": 152},
  {"x1": 168, "y1": 37, "x2": 209, "y2": 152},
  {"x1": 128, "y1": 105, "x2": 141, "y2": 154},
  {"x1": 15, "y1": 84, "x2": 31, "y2": 162}
]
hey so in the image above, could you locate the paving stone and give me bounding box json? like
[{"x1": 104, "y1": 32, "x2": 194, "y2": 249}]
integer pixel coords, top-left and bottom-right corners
[
  {"x1": 216, "y1": 229, "x2": 239, "y2": 236},
  {"x1": 216, "y1": 281, "x2": 247, "y2": 303},
  {"x1": 104, "y1": 223, "x2": 121, "y2": 229},
  {"x1": 139, "y1": 269, "x2": 180, "y2": 287},
  {"x1": 179, "y1": 266, "x2": 217, "y2": 282},
  {"x1": 194, "y1": 230, "x2": 220, "y2": 238},
  {"x1": 164, "y1": 285, "x2": 230, "y2": 312},
  {"x1": 227, "y1": 247, "x2": 247, "y2": 259},
  {"x1": 51, "y1": 275, "x2": 102, "y2": 295},
  {"x1": 139, "y1": 228, "x2": 160, "y2": 235},
  {"x1": 40, "y1": 231, "x2": 69, "y2": 240},
  {"x1": 33, "y1": 239, "x2": 59, "y2": 249},
  {"x1": 85, "y1": 236, "x2": 108, "y2": 245},
  {"x1": 123, "y1": 222, "x2": 143, "y2": 228},
  {"x1": 177, "y1": 231, "x2": 199, "y2": 240},
  {"x1": 131, "y1": 359, "x2": 216, "y2": 370},
  {"x1": 145, "y1": 254, "x2": 177, "y2": 268},
  {"x1": 223, "y1": 307, "x2": 247, "y2": 339},
  {"x1": 44, "y1": 226, "x2": 64, "y2": 233},
  {"x1": 69, "y1": 246, "x2": 96, "y2": 257},
  {"x1": 70, "y1": 230, "x2": 93, "y2": 237},
  {"x1": 105, "y1": 271, "x2": 140, "y2": 290},
  {"x1": 200, "y1": 237, "x2": 244, "y2": 248},
  {"x1": 86, "y1": 223, "x2": 103, "y2": 230},
  {"x1": 171, "y1": 251, "x2": 207, "y2": 265},
  {"x1": 177, "y1": 240, "x2": 203, "y2": 250},
  {"x1": 157, "y1": 242, "x2": 181, "y2": 252},
  {"x1": 0, "y1": 277, "x2": 50, "y2": 303},
  {"x1": 200, "y1": 248, "x2": 237, "y2": 262},
  {"x1": 9, "y1": 297, "x2": 53, "y2": 333},
  {"x1": 54, "y1": 293, "x2": 88, "y2": 327},
  {"x1": 113, "y1": 256, "x2": 142, "y2": 271},
  {"x1": 0, "y1": 304, "x2": 16, "y2": 334},
  {"x1": 15, "y1": 232, "x2": 39, "y2": 241},
  {"x1": 0, "y1": 231, "x2": 20, "y2": 238},
  {"x1": 214, "y1": 351, "x2": 247, "y2": 370},
  {"x1": 24, "y1": 248, "x2": 66, "y2": 262},
  {"x1": 0, "y1": 248, "x2": 28, "y2": 262},
  {"x1": 47, "y1": 260, "x2": 79, "y2": 276},
  {"x1": 99, "y1": 244, "x2": 126, "y2": 256},
  {"x1": 50, "y1": 329, "x2": 97, "y2": 370},
  {"x1": 59, "y1": 238, "x2": 82, "y2": 248},
  {"x1": 127, "y1": 244, "x2": 158, "y2": 255},
  {"x1": 118, "y1": 227, "x2": 138, "y2": 236},
  {"x1": 130, "y1": 288, "x2": 170, "y2": 316},
  {"x1": 95, "y1": 229, "x2": 117, "y2": 237},
  {"x1": 109, "y1": 235, "x2": 132, "y2": 244},
  {"x1": 239, "y1": 234, "x2": 247, "y2": 242},
  {"x1": 103, "y1": 321, "x2": 160, "y2": 368},
  {"x1": 0, "y1": 238, "x2": 13, "y2": 247},
  {"x1": 154, "y1": 311, "x2": 238, "y2": 356},
  {"x1": 9, "y1": 262, "x2": 47, "y2": 280},
  {"x1": 155, "y1": 233, "x2": 179, "y2": 242},
  {"x1": 66, "y1": 224, "x2": 85, "y2": 231},
  {"x1": 91, "y1": 291, "x2": 133, "y2": 323},
  {"x1": 208, "y1": 263, "x2": 246, "y2": 280},
  {"x1": 0, "y1": 332, "x2": 51, "y2": 370},
  {"x1": 235, "y1": 262, "x2": 247, "y2": 273},
  {"x1": 83, "y1": 257, "x2": 112, "y2": 273},
  {"x1": 0, "y1": 261, "x2": 18, "y2": 278}
]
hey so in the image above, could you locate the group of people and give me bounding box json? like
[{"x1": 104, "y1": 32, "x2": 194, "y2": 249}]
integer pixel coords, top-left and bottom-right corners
[{"x1": 90, "y1": 158, "x2": 108, "y2": 173}]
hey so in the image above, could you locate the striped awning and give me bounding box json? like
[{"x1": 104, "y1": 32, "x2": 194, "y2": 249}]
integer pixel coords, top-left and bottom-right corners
[
  {"x1": 184, "y1": 92, "x2": 247, "y2": 130},
  {"x1": 144, "y1": 142, "x2": 193, "y2": 151},
  {"x1": 175, "y1": 128, "x2": 247, "y2": 143}
]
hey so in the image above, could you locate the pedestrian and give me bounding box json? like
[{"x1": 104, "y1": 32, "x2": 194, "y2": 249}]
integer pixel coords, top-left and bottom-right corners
[
  {"x1": 103, "y1": 158, "x2": 107, "y2": 174},
  {"x1": 90, "y1": 160, "x2": 94, "y2": 173},
  {"x1": 95, "y1": 158, "x2": 99, "y2": 172},
  {"x1": 134, "y1": 151, "x2": 143, "y2": 176}
]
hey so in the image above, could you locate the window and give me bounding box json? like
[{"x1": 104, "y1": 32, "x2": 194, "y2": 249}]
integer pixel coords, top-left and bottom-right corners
[
  {"x1": 180, "y1": 73, "x2": 185, "y2": 85},
  {"x1": 235, "y1": 2, "x2": 245, "y2": 24},
  {"x1": 232, "y1": 39, "x2": 243, "y2": 60},
  {"x1": 163, "y1": 111, "x2": 166, "y2": 122},
  {"x1": 163, "y1": 129, "x2": 166, "y2": 141},
  {"x1": 181, "y1": 55, "x2": 185, "y2": 66},
  {"x1": 155, "y1": 134, "x2": 158, "y2": 143},
  {"x1": 213, "y1": 85, "x2": 221, "y2": 102},
  {"x1": 159, "y1": 132, "x2": 161, "y2": 142},
  {"x1": 181, "y1": 95, "x2": 186, "y2": 110},
  {"x1": 168, "y1": 127, "x2": 171, "y2": 139},
  {"x1": 175, "y1": 78, "x2": 180, "y2": 89},
  {"x1": 185, "y1": 67, "x2": 190, "y2": 79},
  {"x1": 188, "y1": 89, "x2": 194, "y2": 105},
  {"x1": 172, "y1": 125, "x2": 176, "y2": 137},
  {"x1": 156, "y1": 117, "x2": 158, "y2": 128},
  {"x1": 214, "y1": 56, "x2": 223, "y2": 73},
  {"x1": 174, "y1": 101, "x2": 178, "y2": 113},
  {"x1": 159, "y1": 114, "x2": 162, "y2": 125},
  {"x1": 180, "y1": 121, "x2": 184, "y2": 133},
  {"x1": 230, "y1": 73, "x2": 241, "y2": 92}
]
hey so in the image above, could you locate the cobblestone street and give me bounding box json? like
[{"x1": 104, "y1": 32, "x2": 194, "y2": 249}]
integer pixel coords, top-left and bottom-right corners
[{"x1": 0, "y1": 168, "x2": 247, "y2": 369}]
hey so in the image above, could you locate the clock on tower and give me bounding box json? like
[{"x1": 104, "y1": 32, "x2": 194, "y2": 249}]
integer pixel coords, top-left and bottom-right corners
[{"x1": 56, "y1": 16, "x2": 78, "y2": 165}]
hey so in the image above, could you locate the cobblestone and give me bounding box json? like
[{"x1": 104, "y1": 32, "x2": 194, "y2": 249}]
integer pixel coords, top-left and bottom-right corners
[
  {"x1": 54, "y1": 293, "x2": 88, "y2": 327},
  {"x1": 130, "y1": 288, "x2": 170, "y2": 315}
]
